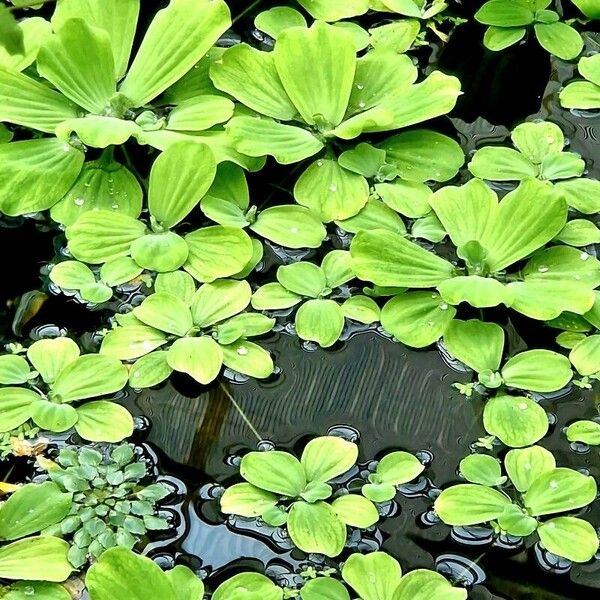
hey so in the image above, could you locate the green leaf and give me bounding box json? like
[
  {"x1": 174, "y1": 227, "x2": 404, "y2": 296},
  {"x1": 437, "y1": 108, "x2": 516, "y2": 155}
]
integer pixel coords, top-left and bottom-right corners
[
  {"x1": 167, "y1": 336, "x2": 223, "y2": 384},
  {"x1": 571, "y1": 0, "x2": 600, "y2": 17},
  {"x1": 134, "y1": 293, "x2": 193, "y2": 336},
  {"x1": 524, "y1": 467, "x2": 597, "y2": 516},
  {"x1": 221, "y1": 340, "x2": 274, "y2": 379},
  {"x1": 379, "y1": 0, "x2": 423, "y2": 17},
  {"x1": 475, "y1": 0, "x2": 535, "y2": 26},
  {"x1": 555, "y1": 219, "x2": 600, "y2": 247},
  {"x1": 0, "y1": 537, "x2": 73, "y2": 582},
  {"x1": 296, "y1": 0, "x2": 369, "y2": 20},
  {"x1": 443, "y1": 319, "x2": 504, "y2": 372},
  {"x1": 459, "y1": 454, "x2": 505, "y2": 486},
  {"x1": 100, "y1": 257, "x2": 143, "y2": 287},
  {"x1": 434, "y1": 484, "x2": 512, "y2": 526},
  {"x1": 566, "y1": 420, "x2": 600, "y2": 445},
  {"x1": 225, "y1": 116, "x2": 324, "y2": 165},
  {"x1": 101, "y1": 325, "x2": 167, "y2": 360},
  {"x1": 336, "y1": 199, "x2": 406, "y2": 235},
  {"x1": 0, "y1": 16, "x2": 51, "y2": 72},
  {"x1": 52, "y1": 354, "x2": 128, "y2": 402},
  {"x1": 379, "y1": 130, "x2": 464, "y2": 182},
  {"x1": 37, "y1": 19, "x2": 115, "y2": 114},
  {"x1": 351, "y1": 230, "x2": 455, "y2": 287},
  {"x1": 342, "y1": 552, "x2": 402, "y2": 600},
  {"x1": 3, "y1": 582, "x2": 71, "y2": 600},
  {"x1": 130, "y1": 231, "x2": 189, "y2": 272},
  {"x1": 331, "y1": 494, "x2": 379, "y2": 528},
  {"x1": 301, "y1": 436, "x2": 358, "y2": 483},
  {"x1": 322, "y1": 251, "x2": 354, "y2": 289},
  {"x1": 0, "y1": 6, "x2": 23, "y2": 55},
  {"x1": 341, "y1": 296, "x2": 380, "y2": 324},
  {"x1": 501, "y1": 349, "x2": 572, "y2": 392},
  {"x1": 164, "y1": 565, "x2": 204, "y2": 600},
  {"x1": 534, "y1": 22, "x2": 583, "y2": 61},
  {"x1": 555, "y1": 178, "x2": 600, "y2": 214},
  {"x1": 0, "y1": 139, "x2": 84, "y2": 216},
  {"x1": 129, "y1": 351, "x2": 172, "y2": 388},
  {"x1": 504, "y1": 446, "x2": 556, "y2": 493},
  {"x1": 241, "y1": 450, "x2": 306, "y2": 497},
  {"x1": 0, "y1": 482, "x2": 72, "y2": 540},
  {"x1": 522, "y1": 246, "x2": 600, "y2": 288},
  {"x1": 0, "y1": 355, "x2": 30, "y2": 385},
  {"x1": 338, "y1": 143, "x2": 387, "y2": 178},
  {"x1": 300, "y1": 578, "x2": 350, "y2": 600},
  {"x1": 215, "y1": 313, "x2": 275, "y2": 344},
  {"x1": 254, "y1": 7, "x2": 307, "y2": 39},
  {"x1": 538, "y1": 517, "x2": 599, "y2": 563},
  {"x1": 56, "y1": 116, "x2": 140, "y2": 148},
  {"x1": 86, "y1": 546, "x2": 177, "y2": 600},
  {"x1": 0, "y1": 387, "x2": 40, "y2": 431},
  {"x1": 375, "y1": 180, "x2": 432, "y2": 218},
  {"x1": 294, "y1": 159, "x2": 369, "y2": 222},
  {"x1": 368, "y1": 451, "x2": 425, "y2": 497},
  {"x1": 119, "y1": 0, "x2": 230, "y2": 107},
  {"x1": 250, "y1": 206, "x2": 326, "y2": 249},
  {"x1": 511, "y1": 121, "x2": 564, "y2": 163},
  {"x1": 540, "y1": 152, "x2": 585, "y2": 181},
  {"x1": 191, "y1": 279, "x2": 251, "y2": 327},
  {"x1": 579, "y1": 54, "x2": 600, "y2": 86},
  {"x1": 559, "y1": 81, "x2": 600, "y2": 110},
  {"x1": 483, "y1": 26, "x2": 526, "y2": 51},
  {"x1": 277, "y1": 263, "x2": 327, "y2": 298},
  {"x1": 569, "y1": 334, "x2": 600, "y2": 376},
  {"x1": 74, "y1": 401, "x2": 134, "y2": 443},
  {"x1": 210, "y1": 44, "x2": 296, "y2": 120},
  {"x1": 51, "y1": 0, "x2": 140, "y2": 79},
  {"x1": 251, "y1": 283, "x2": 302, "y2": 310},
  {"x1": 30, "y1": 401, "x2": 78, "y2": 432},
  {"x1": 184, "y1": 226, "x2": 253, "y2": 283},
  {"x1": 370, "y1": 20, "x2": 421, "y2": 54},
  {"x1": 167, "y1": 95, "x2": 234, "y2": 132},
  {"x1": 274, "y1": 22, "x2": 355, "y2": 128},
  {"x1": 295, "y1": 299, "x2": 345, "y2": 347},
  {"x1": 220, "y1": 482, "x2": 278, "y2": 517},
  {"x1": 148, "y1": 142, "x2": 216, "y2": 229},
  {"x1": 27, "y1": 337, "x2": 80, "y2": 384},
  {"x1": 213, "y1": 573, "x2": 282, "y2": 600},
  {"x1": 394, "y1": 570, "x2": 467, "y2": 600},
  {"x1": 438, "y1": 276, "x2": 508, "y2": 309},
  {"x1": 155, "y1": 271, "x2": 196, "y2": 305},
  {"x1": 468, "y1": 147, "x2": 537, "y2": 181},
  {"x1": 497, "y1": 504, "x2": 538, "y2": 537},
  {"x1": 287, "y1": 501, "x2": 346, "y2": 557},
  {"x1": 483, "y1": 395, "x2": 549, "y2": 448},
  {"x1": 411, "y1": 214, "x2": 447, "y2": 242},
  {"x1": 50, "y1": 260, "x2": 95, "y2": 290},
  {"x1": 381, "y1": 291, "x2": 456, "y2": 348},
  {"x1": 0, "y1": 67, "x2": 78, "y2": 133}
]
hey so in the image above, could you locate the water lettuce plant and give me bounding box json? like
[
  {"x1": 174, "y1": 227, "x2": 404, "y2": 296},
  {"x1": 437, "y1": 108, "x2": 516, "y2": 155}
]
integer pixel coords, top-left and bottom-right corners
[
  {"x1": 566, "y1": 420, "x2": 600, "y2": 445},
  {"x1": 560, "y1": 54, "x2": 600, "y2": 109},
  {"x1": 251, "y1": 251, "x2": 380, "y2": 347},
  {"x1": 435, "y1": 446, "x2": 599, "y2": 562},
  {"x1": 101, "y1": 273, "x2": 275, "y2": 386},
  {"x1": 351, "y1": 178, "x2": 600, "y2": 347},
  {"x1": 220, "y1": 436, "x2": 424, "y2": 556},
  {"x1": 0, "y1": 337, "x2": 132, "y2": 442},
  {"x1": 210, "y1": 20, "x2": 461, "y2": 221},
  {"x1": 475, "y1": 0, "x2": 583, "y2": 59}
]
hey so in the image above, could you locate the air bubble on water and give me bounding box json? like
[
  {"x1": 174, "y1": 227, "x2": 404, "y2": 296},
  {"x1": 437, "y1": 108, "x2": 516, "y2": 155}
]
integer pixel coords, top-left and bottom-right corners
[{"x1": 74, "y1": 198, "x2": 85, "y2": 206}]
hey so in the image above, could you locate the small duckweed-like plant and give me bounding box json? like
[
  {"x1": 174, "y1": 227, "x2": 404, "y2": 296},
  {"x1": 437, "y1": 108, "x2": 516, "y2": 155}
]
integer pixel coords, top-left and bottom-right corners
[
  {"x1": 220, "y1": 436, "x2": 424, "y2": 556},
  {"x1": 435, "y1": 446, "x2": 599, "y2": 563}
]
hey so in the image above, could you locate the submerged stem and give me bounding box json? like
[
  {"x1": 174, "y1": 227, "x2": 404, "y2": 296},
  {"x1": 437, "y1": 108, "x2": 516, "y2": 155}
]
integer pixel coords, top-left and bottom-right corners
[{"x1": 219, "y1": 382, "x2": 262, "y2": 442}]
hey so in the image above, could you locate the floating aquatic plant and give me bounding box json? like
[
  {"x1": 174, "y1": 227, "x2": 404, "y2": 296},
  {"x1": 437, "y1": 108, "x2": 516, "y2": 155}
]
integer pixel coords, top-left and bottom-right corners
[{"x1": 560, "y1": 54, "x2": 600, "y2": 110}]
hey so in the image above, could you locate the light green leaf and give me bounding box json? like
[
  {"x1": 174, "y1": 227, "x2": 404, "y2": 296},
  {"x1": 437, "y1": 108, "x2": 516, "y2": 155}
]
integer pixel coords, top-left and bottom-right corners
[
  {"x1": 370, "y1": 20, "x2": 421, "y2": 53},
  {"x1": 119, "y1": 0, "x2": 231, "y2": 107},
  {"x1": 241, "y1": 450, "x2": 306, "y2": 497},
  {"x1": 468, "y1": 147, "x2": 537, "y2": 181},
  {"x1": 0, "y1": 17, "x2": 52, "y2": 72},
  {"x1": 342, "y1": 552, "x2": 402, "y2": 600},
  {"x1": 438, "y1": 276, "x2": 508, "y2": 309},
  {"x1": 300, "y1": 578, "x2": 350, "y2": 600},
  {"x1": 74, "y1": 401, "x2": 134, "y2": 443},
  {"x1": 0, "y1": 537, "x2": 73, "y2": 582},
  {"x1": 395, "y1": 570, "x2": 467, "y2": 600},
  {"x1": 134, "y1": 293, "x2": 193, "y2": 336},
  {"x1": 27, "y1": 337, "x2": 80, "y2": 384},
  {"x1": 579, "y1": 54, "x2": 600, "y2": 86},
  {"x1": 483, "y1": 26, "x2": 526, "y2": 50},
  {"x1": 434, "y1": 484, "x2": 512, "y2": 525},
  {"x1": 475, "y1": 0, "x2": 535, "y2": 26},
  {"x1": 501, "y1": 349, "x2": 572, "y2": 392},
  {"x1": 351, "y1": 230, "x2": 455, "y2": 287},
  {"x1": 381, "y1": 291, "x2": 455, "y2": 348},
  {"x1": 148, "y1": 142, "x2": 216, "y2": 229},
  {"x1": 538, "y1": 517, "x2": 599, "y2": 563},
  {"x1": 331, "y1": 494, "x2": 379, "y2": 528},
  {"x1": 164, "y1": 565, "x2": 204, "y2": 600},
  {"x1": 296, "y1": 0, "x2": 369, "y2": 20},
  {"x1": 31, "y1": 401, "x2": 78, "y2": 432},
  {"x1": 505, "y1": 446, "x2": 556, "y2": 493},
  {"x1": 511, "y1": 121, "x2": 564, "y2": 163},
  {"x1": 167, "y1": 95, "x2": 234, "y2": 131},
  {"x1": 0, "y1": 8, "x2": 22, "y2": 56},
  {"x1": 559, "y1": 81, "x2": 600, "y2": 110},
  {"x1": 184, "y1": 226, "x2": 253, "y2": 283},
  {"x1": 0, "y1": 355, "x2": 30, "y2": 385},
  {"x1": 571, "y1": 0, "x2": 600, "y2": 17},
  {"x1": 100, "y1": 257, "x2": 143, "y2": 287},
  {"x1": 0, "y1": 387, "x2": 40, "y2": 431},
  {"x1": 250, "y1": 206, "x2": 326, "y2": 249},
  {"x1": 534, "y1": 22, "x2": 583, "y2": 61},
  {"x1": 287, "y1": 501, "x2": 346, "y2": 557},
  {"x1": 522, "y1": 246, "x2": 600, "y2": 288},
  {"x1": 569, "y1": 334, "x2": 600, "y2": 376},
  {"x1": 50, "y1": 260, "x2": 95, "y2": 290},
  {"x1": 221, "y1": 341, "x2": 274, "y2": 379},
  {"x1": 301, "y1": 436, "x2": 358, "y2": 483},
  {"x1": 554, "y1": 218, "x2": 600, "y2": 247},
  {"x1": 372, "y1": 451, "x2": 425, "y2": 486},
  {"x1": 131, "y1": 232, "x2": 190, "y2": 273},
  {"x1": 220, "y1": 482, "x2": 278, "y2": 517},
  {"x1": 3, "y1": 581, "x2": 71, "y2": 600},
  {"x1": 101, "y1": 325, "x2": 167, "y2": 360},
  {"x1": 37, "y1": 19, "x2": 115, "y2": 114},
  {"x1": 375, "y1": 180, "x2": 432, "y2": 218},
  {"x1": 554, "y1": 178, "x2": 600, "y2": 214},
  {"x1": 129, "y1": 351, "x2": 172, "y2": 388},
  {"x1": 295, "y1": 299, "x2": 345, "y2": 347},
  {"x1": 154, "y1": 271, "x2": 195, "y2": 305},
  {"x1": 0, "y1": 139, "x2": 84, "y2": 216},
  {"x1": 443, "y1": 319, "x2": 504, "y2": 373},
  {"x1": 566, "y1": 420, "x2": 600, "y2": 445},
  {"x1": 379, "y1": 130, "x2": 464, "y2": 182},
  {"x1": 335, "y1": 199, "x2": 407, "y2": 235},
  {"x1": 204, "y1": 162, "x2": 249, "y2": 210},
  {"x1": 213, "y1": 573, "x2": 282, "y2": 600},
  {"x1": 251, "y1": 283, "x2": 302, "y2": 310},
  {"x1": 191, "y1": 279, "x2": 251, "y2": 327},
  {"x1": 254, "y1": 7, "x2": 307, "y2": 39},
  {"x1": 540, "y1": 152, "x2": 585, "y2": 181},
  {"x1": 524, "y1": 467, "x2": 597, "y2": 516},
  {"x1": 322, "y1": 251, "x2": 354, "y2": 289},
  {"x1": 0, "y1": 482, "x2": 72, "y2": 540},
  {"x1": 411, "y1": 214, "x2": 447, "y2": 242},
  {"x1": 274, "y1": 22, "x2": 355, "y2": 127},
  {"x1": 215, "y1": 313, "x2": 275, "y2": 344},
  {"x1": 277, "y1": 263, "x2": 327, "y2": 298},
  {"x1": 167, "y1": 336, "x2": 223, "y2": 384},
  {"x1": 338, "y1": 143, "x2": 387, "y2": 178},
  {"x1": 483, "y1": 394, "x2": 549, "y2": 448},
  {"x1": 459, "y1": 454, "x2": 504, "y2": 486},
  {"x1": 56, "y1": 116, "x2": 140, "y2": 148},
  {"x1": 341, "y1": 296, "x2": 380, "y2": 324}
]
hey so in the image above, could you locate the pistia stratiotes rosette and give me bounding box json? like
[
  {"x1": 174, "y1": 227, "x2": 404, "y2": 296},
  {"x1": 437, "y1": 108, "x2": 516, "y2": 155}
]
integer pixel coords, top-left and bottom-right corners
[
  {"x1": 210, "y1": 20, "x2": 461, "y2": 221},
  {"x1": 65, "y1": 142, "x2": 254, "y2": 282},
  {"x1": 350, "y1": 178, "x2": 600, "y2": 348},
  {"x1": 101, "y1": 272, "x2": 275, "y2": 387},
  {"x1": 0, "y1": 337, "x2": 132, "y2": 443},
  {"x1": 560, "y1": 54, "x2": 600, "y2": 110},
  {"x1": 435, "y1": 447, "x2": 599, "y2": 563},
  {"x1": 0, "y1": 0, "x2": 261, "y2": 218},
  {"x1": 251, "y1": 250, "x2": 380, "y2": 347},
  {"x1": 299, "y1": 551, "x2": 467, "y2": 600}
]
